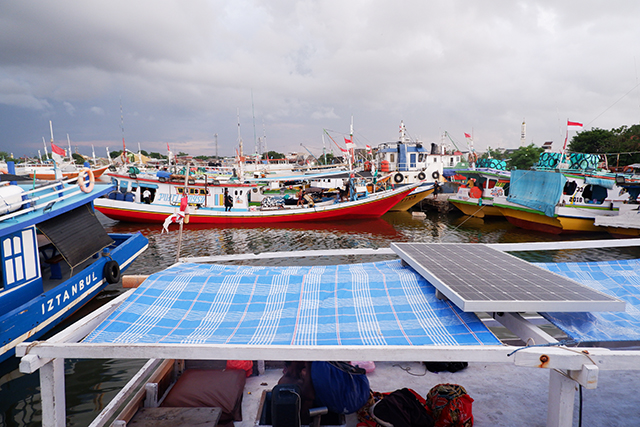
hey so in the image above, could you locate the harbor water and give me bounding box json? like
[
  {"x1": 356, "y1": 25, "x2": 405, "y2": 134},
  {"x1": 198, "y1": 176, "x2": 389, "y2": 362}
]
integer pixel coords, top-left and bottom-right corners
[{"x1": 1, "y1": 209, "x2": 639, "y2": 426}]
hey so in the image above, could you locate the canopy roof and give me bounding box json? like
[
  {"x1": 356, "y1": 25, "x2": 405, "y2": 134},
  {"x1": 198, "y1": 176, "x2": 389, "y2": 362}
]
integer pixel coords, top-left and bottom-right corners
[{"x1": 84, "y1": 260, "x2": 501, "y2": 346}]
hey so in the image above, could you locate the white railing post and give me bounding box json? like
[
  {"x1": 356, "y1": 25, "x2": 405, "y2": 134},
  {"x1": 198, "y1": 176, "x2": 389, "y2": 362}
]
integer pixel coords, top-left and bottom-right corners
[{"x1": 40, "y1": 358, "x2": 66, "y2": 427}]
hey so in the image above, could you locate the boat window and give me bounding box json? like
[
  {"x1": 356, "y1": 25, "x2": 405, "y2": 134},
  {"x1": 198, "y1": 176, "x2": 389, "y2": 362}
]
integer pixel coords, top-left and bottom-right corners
[
  {"x1": 390, "y1": 154, "x2": 395, "y2": 163},
  {"x1": 487, "y1": 179, "x2": 496, "y2": 189},
  {"x1": 119, "y1": 182, "x2": 128, "y2": 193}
]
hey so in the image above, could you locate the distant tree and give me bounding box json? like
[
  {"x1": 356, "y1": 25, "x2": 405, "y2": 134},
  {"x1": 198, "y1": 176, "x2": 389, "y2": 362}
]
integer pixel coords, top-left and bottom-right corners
[
  {"x1": 140, "y1": 150, "x2": 149, "y2": 156},
  {"x1": 71, "y1": 153, "x2": 85, "y2": 164},
  {"x1": 507, "y1": 144, "x2": 544, "y2": 170},
  {"x1": 569, "y1": 125, "x2": 640, "y2": 166},
  {"x1": 148, "y1": 152, "x2": 167, "y2": 160},
  {"x1": 176, "y1": 151, "x2": 189, "y2": 157},
  {"x1": 0, "y1": 151, "x2": 11, "y2": 160},
  {"x1": 264, "y1": 151, "x2": 285, "y2": 160},
  {"x1": 319, "y1": 153, "x2": 335, "y2": 165},
  {"x1": 110, "y1": 150, "x2": 123, "y2": 159},
  {"x1": 194, "y1": 155, "x2": 209, "y2": 160},
  {"x1": 481, "y1": 147, "x2": 507, "y2": 160}
]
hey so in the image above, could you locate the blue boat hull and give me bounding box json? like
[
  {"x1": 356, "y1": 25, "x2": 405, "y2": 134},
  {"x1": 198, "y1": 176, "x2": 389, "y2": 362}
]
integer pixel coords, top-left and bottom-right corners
[{"x1": 0, "y1": 232, "x2": 148, "y2": 363}]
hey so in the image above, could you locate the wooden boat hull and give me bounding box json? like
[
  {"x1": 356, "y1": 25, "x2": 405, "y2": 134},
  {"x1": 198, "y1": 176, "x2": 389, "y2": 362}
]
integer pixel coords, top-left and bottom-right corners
[
  {"x1": 389, "y1": 185, "x2": 434, "y2": 212},
  {"x1": 496, "y1": 204, "x2": 564, "y2": 234},
  {"x1": 28, "y1": 165, "x2": 110, "y2": 180},
  {"x1": 95, "y1": 185, "x2": 418, "y2": 224},
  {"x1": 449, "y1": 199, "x2": 503, "y2": 218}
]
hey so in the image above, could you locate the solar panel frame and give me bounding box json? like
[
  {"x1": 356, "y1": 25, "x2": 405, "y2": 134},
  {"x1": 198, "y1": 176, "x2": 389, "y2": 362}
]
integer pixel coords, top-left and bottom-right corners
[{"x1": 391, "y1": 242, "x2": 626, "y2": 313}]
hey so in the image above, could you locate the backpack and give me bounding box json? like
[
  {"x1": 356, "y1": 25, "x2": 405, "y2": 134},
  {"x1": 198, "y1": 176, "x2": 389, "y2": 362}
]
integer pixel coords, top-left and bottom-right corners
[{"x1": 425, "y1": 384, "x2": 473, "y2": 427}]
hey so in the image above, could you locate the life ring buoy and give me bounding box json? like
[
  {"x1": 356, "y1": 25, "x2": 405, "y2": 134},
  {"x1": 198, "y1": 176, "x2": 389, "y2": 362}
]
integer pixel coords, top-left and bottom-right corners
[
  {"x1": 469, "y1": 186, "x2": 482, "y2": 199},
  {"x1": 431, "y1": 171, "x2": 440, "y2": 180},
  {"x1": 103, "y1": 260, "x2": 121, "y2": 284},
  {"x1": 417, "y1": 172, "x2": 426, "y2": 180},
  {"x1": 77, "y1": 168, "x2": 95, "y2": 193},
  {"x1": 158, "y1": 176, "x2": 167, "y2": 183},
  {"x1": 393, "y1": 173, "x2": 404, "y2": 184}
]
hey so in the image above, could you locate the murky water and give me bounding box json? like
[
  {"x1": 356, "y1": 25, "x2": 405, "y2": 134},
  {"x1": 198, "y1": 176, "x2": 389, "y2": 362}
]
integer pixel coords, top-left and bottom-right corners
[{"x1": 1, "y1": 210, "x2": 639, "y2": 426}]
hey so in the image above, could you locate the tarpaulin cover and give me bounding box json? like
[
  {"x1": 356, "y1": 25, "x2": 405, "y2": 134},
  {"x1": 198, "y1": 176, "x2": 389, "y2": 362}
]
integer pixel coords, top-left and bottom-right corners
[
  {"x1": 537, "y1": 259, "x2": 640, "y2": 342},
  {"x1": 507, "y1": 170, "x2": 566, "y2": 217},
  {"x1": 83, "y1": 260, "x2": 501, "y2": 346}
]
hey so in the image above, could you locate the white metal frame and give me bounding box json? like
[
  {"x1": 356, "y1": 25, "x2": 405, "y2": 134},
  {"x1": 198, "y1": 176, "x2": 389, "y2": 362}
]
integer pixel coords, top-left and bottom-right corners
[{"x1": 16, "y1": 238, "x2": 640, "y2": 427}]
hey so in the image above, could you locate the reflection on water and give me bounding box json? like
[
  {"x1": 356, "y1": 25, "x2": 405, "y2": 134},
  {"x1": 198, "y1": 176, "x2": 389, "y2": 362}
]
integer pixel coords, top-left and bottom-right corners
[{"x1": 2, "y1": 210, "x2": 640, "y2": 426}]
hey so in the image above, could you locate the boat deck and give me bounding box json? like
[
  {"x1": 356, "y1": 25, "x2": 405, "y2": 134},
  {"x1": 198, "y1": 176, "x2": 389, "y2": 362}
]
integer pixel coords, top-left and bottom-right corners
[{"x1": 240, "y1": 361, "x2": 640, "y2": 427}]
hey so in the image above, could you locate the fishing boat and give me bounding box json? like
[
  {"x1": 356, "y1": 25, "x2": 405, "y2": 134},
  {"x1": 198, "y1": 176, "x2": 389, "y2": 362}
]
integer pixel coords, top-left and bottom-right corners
[
  {"x1": 95, "y1": 171, "x2": 420, "y2": 224},
  {"x1": 26, "y1": 164, "x2": 111, "y2": 181},
  {"x1": 16, "y1": 238, "x2": 640, "y2": 427},
  {"x1": 448, "y1": 160, "x2": 511, "y2": 218},
  {"x1": 493, "y1": 169, "x2": 633, "y2": 234},
  {"x1": 0, "y1": 162, "x2": 148, "y2": 364},
  {"x1": 594, "y1": 176, "x2": 640, "y2": 237}
]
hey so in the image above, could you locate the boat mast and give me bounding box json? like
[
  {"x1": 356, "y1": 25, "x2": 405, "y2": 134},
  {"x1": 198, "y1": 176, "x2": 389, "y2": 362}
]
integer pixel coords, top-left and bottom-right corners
[
  {"x1": 237, "y1": 108, "x2": 244, "y2": 181},
  {"x1": 120, "y1": 98, "x2": 127, "y2": 164}
]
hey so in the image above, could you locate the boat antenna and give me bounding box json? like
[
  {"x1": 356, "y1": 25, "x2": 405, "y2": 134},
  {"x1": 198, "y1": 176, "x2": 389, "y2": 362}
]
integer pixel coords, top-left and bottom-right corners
[
  {"x1": 67, "y1": 134, "x2": 72, "y2": 163},
  {"x1": 43, "y1": 137, "x2": 49, "y2": 159},
  {"x1": 120, "y1": 97, "x2": 127, "y2": 164}
]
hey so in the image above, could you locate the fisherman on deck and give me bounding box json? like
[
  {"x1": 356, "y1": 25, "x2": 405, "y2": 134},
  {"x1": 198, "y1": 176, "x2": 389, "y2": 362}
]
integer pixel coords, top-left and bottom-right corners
[{"x1": 224, "y1": 188, "x2": 233, "y2": 211}]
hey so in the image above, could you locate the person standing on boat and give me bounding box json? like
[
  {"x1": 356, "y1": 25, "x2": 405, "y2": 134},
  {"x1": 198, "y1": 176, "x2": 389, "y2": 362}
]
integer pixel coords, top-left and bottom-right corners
[
  {"x1": 224, "y1": 188, "x2": 233, "y2": 211},
  {"x1": 142, "y1": 188, "x2": 151, "y2": 204}
]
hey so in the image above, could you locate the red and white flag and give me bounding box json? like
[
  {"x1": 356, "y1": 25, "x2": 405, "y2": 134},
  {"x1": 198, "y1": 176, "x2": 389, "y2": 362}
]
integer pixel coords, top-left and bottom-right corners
[
  {"x1": 161, "y1": 196, "x2": 189, "y2": 233},
  {"x1": 344, "y1": 137, "x2": 355, "y2": 150},
  {"x1": 365, "y1": 144, "x2": 372, "y2": 153},
  {"x1": 567, "y1": 120, "x2": 583, "y2": 128},
  {"x1": 51, "y1": 143, "x2": 65, "y2": 156},
  {"x1": 464, "y1": 133, "x2": 471, "y2": 139}
]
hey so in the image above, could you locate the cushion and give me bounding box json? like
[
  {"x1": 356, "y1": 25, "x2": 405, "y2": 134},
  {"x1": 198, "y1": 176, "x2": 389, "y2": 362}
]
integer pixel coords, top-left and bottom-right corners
[{"x1": 161, "y1": 369, "x2": 246, "y2": 424}]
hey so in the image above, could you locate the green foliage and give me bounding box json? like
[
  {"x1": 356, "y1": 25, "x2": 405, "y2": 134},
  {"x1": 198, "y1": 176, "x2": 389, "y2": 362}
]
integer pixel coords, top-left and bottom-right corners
[
  {"x1": 194, "y1": 155, "x2": 210, "y2": 160},
  {"x1": 319, "y1": 153, "x2": 335, "y2": 165},
  {"x1": 0, "y1": 151, "x2": 11, "y2": 160},
  {"x1": 176, "y1": 151, "x2": 189, "y2": 157},
  {"x1": 141, "y1": 150, "x2": 149, "y2": 156},
  {"x1": 110, "y1": 150, "x2": 123, "y2": 159},
  {"x1": 507, "y1": 144, "x2": 544, "y2": 170},
  {"x1": 568, "y1": 125, "x2": 640, "y2": 165},
  {"x1": 71, "y1": 153, "x2": 85, "y2": 164},
  {"x1": 481, "y1": 147, "x2": 507, "y2": 160},
  {"x1": 264, "y1": 151, "x2": 285, "y2": 160},
  {"x1": 148, "y1": 152, "x2": 167, "y2": 159}
]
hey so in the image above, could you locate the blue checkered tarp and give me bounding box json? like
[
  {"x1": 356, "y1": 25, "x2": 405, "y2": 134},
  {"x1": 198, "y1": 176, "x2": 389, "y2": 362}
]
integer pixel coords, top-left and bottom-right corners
[
  {"x1": 84, "y1": 260, "x2": 500, "y2": 346},
  {"x1": 537, "y1": 259, "x2": 640, "y2": 342}
]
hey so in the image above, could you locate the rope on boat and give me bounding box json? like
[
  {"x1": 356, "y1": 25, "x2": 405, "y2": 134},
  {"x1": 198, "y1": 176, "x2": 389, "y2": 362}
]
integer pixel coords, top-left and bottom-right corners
[{"x1": 507, "y1": 339, "x2": 578, "y2": 357}]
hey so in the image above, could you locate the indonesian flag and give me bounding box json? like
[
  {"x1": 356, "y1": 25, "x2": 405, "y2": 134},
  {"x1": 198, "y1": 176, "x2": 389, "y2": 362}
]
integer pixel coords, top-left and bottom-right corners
[
  {"x1": 344, "y1": 137, "x2": 355, "y2": 150},
  {"x1": 365, "y1": 144, "x2": 372, "y2": 153},
  {"x1": 464, "y1": 133, "x2": 471, "y2": 139},
  {"x1": 161, "y1": 196, "x2": 189, "y2": 233},
  {"x1": 567, "y1": 120, "x2": 583, "y2": 128},
  {"x1": 51, "y1": 143, "x2": 65, "y2": 156}
]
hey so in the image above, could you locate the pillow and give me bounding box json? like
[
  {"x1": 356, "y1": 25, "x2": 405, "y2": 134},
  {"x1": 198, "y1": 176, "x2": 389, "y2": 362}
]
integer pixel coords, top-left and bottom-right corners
[{"x1": 161, "y1": 369, "x2": 246, "y2": 424}]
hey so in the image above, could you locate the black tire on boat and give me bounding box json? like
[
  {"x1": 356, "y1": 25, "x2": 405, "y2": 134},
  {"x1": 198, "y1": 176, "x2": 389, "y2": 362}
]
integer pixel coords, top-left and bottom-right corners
[
  {"x1": 418, "y1": 172, "x2": 426, "y2": 180},
  {"x1": 104, "y1": 260, "x2": 121, "y2": 284},
  {"x1": 394, "y1": 173, "x2": 404, "y2": 183},
  {"x1": 431, "y1": 171, "x2": 440, "y2": 180}
]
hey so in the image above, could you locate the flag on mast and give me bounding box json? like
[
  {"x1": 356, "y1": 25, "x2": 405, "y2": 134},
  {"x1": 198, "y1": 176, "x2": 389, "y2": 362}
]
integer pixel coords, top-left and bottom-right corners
[{"x1": 567, "y1": 120, "x2": 583, "y2": 128}]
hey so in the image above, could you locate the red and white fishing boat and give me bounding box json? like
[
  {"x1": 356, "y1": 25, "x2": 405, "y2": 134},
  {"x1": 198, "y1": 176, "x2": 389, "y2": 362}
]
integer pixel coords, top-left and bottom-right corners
[{"x1": 95, "y1": 171, "x2": 420, "y2": 225}]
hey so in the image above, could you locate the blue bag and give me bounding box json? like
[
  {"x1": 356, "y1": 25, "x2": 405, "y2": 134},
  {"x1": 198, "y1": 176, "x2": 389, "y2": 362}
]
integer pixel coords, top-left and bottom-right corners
[{"x1": 310, "y1": 361, "x2": 370, "y2": 414}]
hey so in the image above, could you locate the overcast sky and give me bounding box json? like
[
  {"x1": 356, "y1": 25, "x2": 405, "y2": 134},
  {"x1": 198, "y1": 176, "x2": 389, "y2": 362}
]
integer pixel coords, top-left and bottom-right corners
[{"x1": 1, "y1": 1, "x2": 639, "y2": 159}]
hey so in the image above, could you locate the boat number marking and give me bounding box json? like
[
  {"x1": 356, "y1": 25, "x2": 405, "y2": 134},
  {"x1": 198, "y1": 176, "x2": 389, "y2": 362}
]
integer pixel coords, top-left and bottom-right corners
[
  {"x1": 156, "y1": 194, "x2": 206, "y2": 204},
  {"x1": 41, "y1": 272, "x2": 99, "y2": 314}
]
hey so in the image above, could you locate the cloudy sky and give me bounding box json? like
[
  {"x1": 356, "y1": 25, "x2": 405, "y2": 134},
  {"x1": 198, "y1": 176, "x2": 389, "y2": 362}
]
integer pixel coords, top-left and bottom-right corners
[{"x1": 1, "y1": 1, "x2": 639, "y2": 160}]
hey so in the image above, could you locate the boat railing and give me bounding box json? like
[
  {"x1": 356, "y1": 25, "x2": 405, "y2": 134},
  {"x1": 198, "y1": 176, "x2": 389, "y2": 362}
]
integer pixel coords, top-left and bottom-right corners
[{"x1": 0, "y1": 176, "x2": 94, "y2": 222}]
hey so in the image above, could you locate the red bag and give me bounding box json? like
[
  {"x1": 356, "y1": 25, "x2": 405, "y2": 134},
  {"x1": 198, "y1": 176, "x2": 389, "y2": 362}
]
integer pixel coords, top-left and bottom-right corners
[
  {"x1": 226, "y1": 360, "x2": 253, "y2": 377},
  {"x1": 425, "y1": 384, "x2": 473, "y2": 427}
]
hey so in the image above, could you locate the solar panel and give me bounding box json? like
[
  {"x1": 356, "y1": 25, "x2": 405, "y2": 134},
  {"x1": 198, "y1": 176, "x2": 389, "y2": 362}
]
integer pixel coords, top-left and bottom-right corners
[{"x1": 391, "y1": 242, "x2": 626, "y2": 313}]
